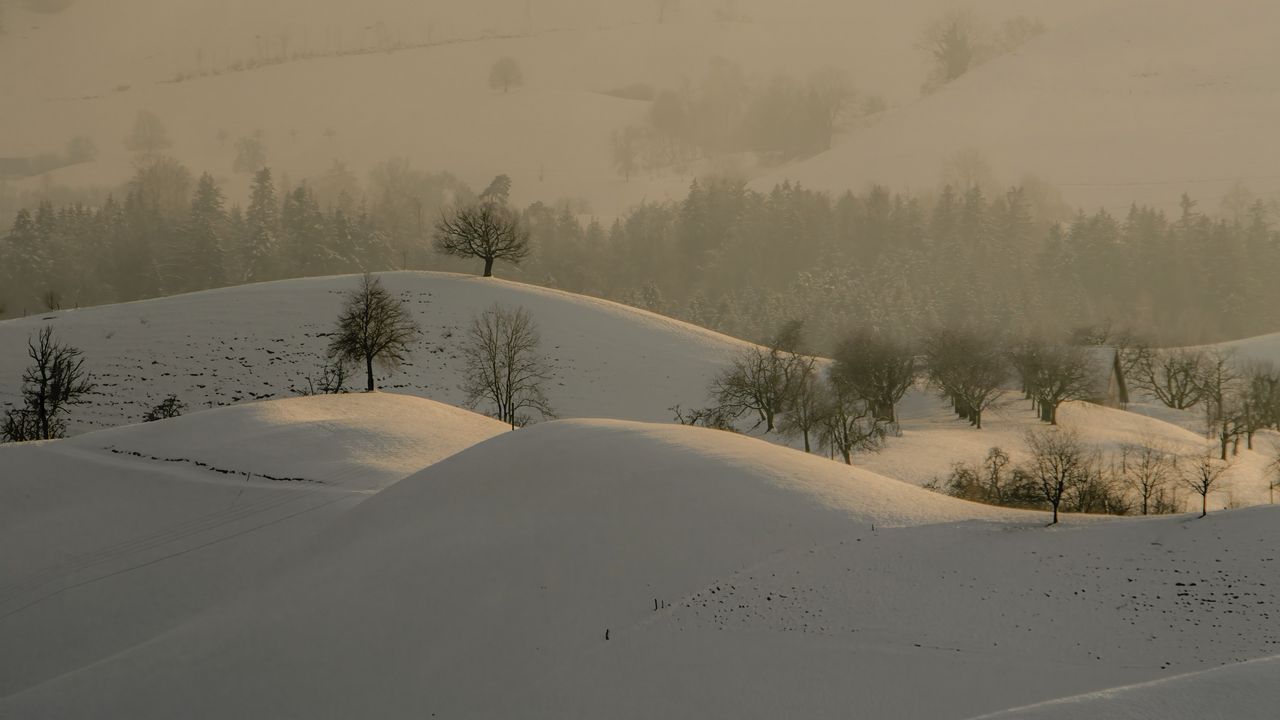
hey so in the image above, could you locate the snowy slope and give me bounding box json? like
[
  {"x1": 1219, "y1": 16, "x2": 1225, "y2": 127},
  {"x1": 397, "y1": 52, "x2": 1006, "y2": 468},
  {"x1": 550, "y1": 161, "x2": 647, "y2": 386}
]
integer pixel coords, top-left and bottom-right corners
[
  {"x1": 970, "y1": 655, "x2": 1280, "y2": 720},
  {"x1": 3, "y1": 418, "x2": 1278, "y2": 718},
  {"x1": 0, "y1": 271, "x2": 750, "y2": 434},
  {"x1": 0, "y1": 392, "x2": 505, "y2": 696},
  {"x1": 69, "y1": 392, "x2": 509, "y2": 490},
  {"x1": 3, "y1": 270, "x2": 1276, "y2": 508}
]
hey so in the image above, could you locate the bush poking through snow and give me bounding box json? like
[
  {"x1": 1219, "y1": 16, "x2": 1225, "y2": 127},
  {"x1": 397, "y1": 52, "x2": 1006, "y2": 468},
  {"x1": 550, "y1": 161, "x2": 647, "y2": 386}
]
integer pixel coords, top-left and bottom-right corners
[{"x1": 143, "y1": 394, "x2": 186, "y2": 422}]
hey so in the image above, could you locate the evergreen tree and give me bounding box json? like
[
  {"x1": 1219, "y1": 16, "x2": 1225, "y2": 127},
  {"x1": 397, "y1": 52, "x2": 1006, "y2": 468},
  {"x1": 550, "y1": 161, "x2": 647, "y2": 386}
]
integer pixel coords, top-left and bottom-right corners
[
  {"x1": 243, "y1": 168, "x2": 280, "y2": 282},
  {"x1": 182, "y1": 173, "x2": 228, "y2": 290},
  {"x1": 2, "y1": 209, "x2": 48, "y2": 313}
]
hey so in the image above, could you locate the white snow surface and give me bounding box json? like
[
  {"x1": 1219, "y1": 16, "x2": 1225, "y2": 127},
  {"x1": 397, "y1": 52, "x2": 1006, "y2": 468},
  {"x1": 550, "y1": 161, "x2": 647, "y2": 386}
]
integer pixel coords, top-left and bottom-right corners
[
  {"x1": 0, "y1": 272, "x2": 748, "y2": 435},
  {"x1": 968, "y1": 655, "x2": 1280, "y2": 720},
  {"x1": 3, "y1": 271, "x2": 1277, "y2": 508},
  {"x1": 68, "y1": 392, "x2": 508, "y2": 491},
  {"x1": 3, "y1": 410, "x2": 1279, "y2": 718}
]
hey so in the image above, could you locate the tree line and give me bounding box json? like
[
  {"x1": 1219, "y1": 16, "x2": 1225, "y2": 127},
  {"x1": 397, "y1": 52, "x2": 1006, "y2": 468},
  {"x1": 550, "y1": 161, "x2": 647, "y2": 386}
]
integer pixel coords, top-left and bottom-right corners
[
  {"x1": 4, "y1": 161, "x2": 1279, "y2": 350},
  {"x1": 931, "y1": 429, "x2": 1232, "y2": 522}
]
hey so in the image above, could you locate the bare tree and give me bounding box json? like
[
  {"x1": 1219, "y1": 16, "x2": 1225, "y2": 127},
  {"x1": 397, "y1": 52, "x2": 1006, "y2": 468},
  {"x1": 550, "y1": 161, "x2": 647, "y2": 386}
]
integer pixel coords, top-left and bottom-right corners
[
  {"x1": 1196, "y1": 349, "x2": 1242, "y2": 460},
  {"x1": 671, "y1": 404, "x2": 739, "y2": 432},
  {"x1": 2, "y1": 326, "x2": 96, "y2": 442},
  {"x1": 1132, "y1": 348, "x2": 1206, "y2": 410},
  {"x1": 832, "y1": 328, "x2": 916, "y2": 425},
  {"x1": 1241, "y1": 362, "x2": 1280, "y2": 449},
  {"x1": 778, "y1": 354, "x2": 821, "y2": 452},
  {"x1": 434, "y1": 203, "x2": 531, "y2": 277},
  {"x1": 711, "y1": 346, "x2": 793, "y2": 433},
  {"x1": 1119, "y1": 441, "x2": 1174, "y2": 516},
  {"x1": 817, "y1": 375, "x2": 887, "y2": 465},
  {"x1": 327, "y1": 273, "x2": 419, "y2": 392},
  {"x1": 123, "y1": 109, "x2": 172, "y2": 155},
  {"x1": 924, "y1": 328, "x2": 1007, "y2": 429},
  {"x1": 1023, "y1": 427, "x2": 1090, "y2": 524},
  {"x1": 462, "y1": 304, "x2": 555, "y2": 429},
  {"x1": 1032, "y1": 344, "x2": 1099, "y2": 424},
  {"x1": 1179, "y1": 451, "x2": 1230, "y2": 518},
  {"x1": 489, "y1": 57, "x2": 524, "y2": 93}
]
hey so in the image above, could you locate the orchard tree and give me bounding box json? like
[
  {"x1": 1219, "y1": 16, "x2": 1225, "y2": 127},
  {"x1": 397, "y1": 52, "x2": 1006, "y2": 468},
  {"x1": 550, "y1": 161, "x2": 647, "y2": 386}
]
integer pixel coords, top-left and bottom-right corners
[
  {"x1": 1180, "y1": 451, "x2": 1230, "y2": 518},
  {"x1": 1023, "y1": 426, "x2": 1089, "y2": 525},
  {"x1": 832, "y1": 328, "x2": 916, "y2": 424},
  {"x1": 434, "y1": 202, "x2": 530, "y2": 277},
  {"x1": 816, "y1": 374, "x2": 887, "y2": 464},
  {"x1": 924, "y1": 327, "x2": 1007, "y2": 429},
  {"x1": 1118, "y1": 442, "x2": 1175, "y2": 516},
  {"x1": 1132, "y1": 348, "x2": 1206, "y2": 410},
  {"x1": 327, "y1": 273, "x2": 420, "y2": 392},
  {"x1": 461, "y1": 304, "x2": 555, "y2": 429}
]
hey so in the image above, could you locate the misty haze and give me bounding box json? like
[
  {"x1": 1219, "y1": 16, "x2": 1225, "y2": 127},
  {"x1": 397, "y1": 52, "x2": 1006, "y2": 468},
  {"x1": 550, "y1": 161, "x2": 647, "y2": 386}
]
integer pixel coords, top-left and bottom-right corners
[{"x1": 2, "y1": 1, "x2": 1279, "y2": 717}]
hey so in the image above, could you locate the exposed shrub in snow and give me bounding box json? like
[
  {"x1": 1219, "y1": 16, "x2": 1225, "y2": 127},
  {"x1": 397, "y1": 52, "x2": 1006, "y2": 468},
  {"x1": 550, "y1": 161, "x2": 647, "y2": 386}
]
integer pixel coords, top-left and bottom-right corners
[{"x1": 143, "y1": 394, "x2": 186, "y2": 422}]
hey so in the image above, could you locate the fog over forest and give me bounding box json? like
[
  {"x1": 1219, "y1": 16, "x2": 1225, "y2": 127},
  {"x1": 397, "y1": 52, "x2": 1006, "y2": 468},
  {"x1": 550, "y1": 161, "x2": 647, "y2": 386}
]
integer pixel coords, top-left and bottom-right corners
[{"x1": 4, "y1": 0, "x2": 1280, "y2": 346}]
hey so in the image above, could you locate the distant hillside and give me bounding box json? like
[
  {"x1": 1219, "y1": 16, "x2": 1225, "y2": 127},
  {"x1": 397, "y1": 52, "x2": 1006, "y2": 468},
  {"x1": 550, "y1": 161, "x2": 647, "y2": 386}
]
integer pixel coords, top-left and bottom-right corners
[
  {"x1": 760, "y1": 0, "x2": 1280, "y2": 216},
  {"x1": 2, "y1": 0, "x2": 1151, "y2": 215}
]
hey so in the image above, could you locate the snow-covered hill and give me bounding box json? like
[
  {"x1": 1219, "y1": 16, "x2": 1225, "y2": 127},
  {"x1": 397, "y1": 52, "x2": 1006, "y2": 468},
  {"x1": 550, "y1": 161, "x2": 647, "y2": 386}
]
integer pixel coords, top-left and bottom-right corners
[
  {"x1": 2, "y1": 407, "x2": 1278, "y2": 718},
  {"x1": 0, "y1": 271, "x2": 750, "y2": 434},
  {"x1": 2, "y1": 271, "x2": 1276, "y2": 507}
]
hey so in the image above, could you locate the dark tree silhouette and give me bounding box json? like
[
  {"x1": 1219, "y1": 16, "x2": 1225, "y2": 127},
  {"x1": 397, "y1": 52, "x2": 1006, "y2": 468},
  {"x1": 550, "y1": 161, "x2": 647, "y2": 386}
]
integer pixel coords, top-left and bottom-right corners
[
  {"x1": 327, "y1": 273, "x2": 419, "y2": 392},
  {"x1": 1180, "y1": 451, "x2": 1230, "y2": 518},
  {"x1": 832, "y1": 329, "x2": 916, "y2": 424},
  {"x1": 1024, "y1": 427, "x2": 1089, "y2": 525},
  {"x1": 461, "y1": 304, "x2": 555, "y2": 429},
  {"x1": 434, "y1": 203, "x2": 531, "y2": 277},
  {"x1": 2, "y1": 326, "x2": 96, "y2": 442}
]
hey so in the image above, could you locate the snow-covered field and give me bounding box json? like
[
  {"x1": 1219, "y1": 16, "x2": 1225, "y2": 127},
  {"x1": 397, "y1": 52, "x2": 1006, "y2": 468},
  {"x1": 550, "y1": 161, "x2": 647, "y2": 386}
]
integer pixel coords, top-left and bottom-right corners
[
  {"x1": 3, "y1": 271, "x2": 1276, "y2": 506},
  {"x1": 2, "y1": 400, "x2": 1278, "y2": 718},
  {"x1": 3, "y1": 275, "x2": 1280, "y2": 717}
]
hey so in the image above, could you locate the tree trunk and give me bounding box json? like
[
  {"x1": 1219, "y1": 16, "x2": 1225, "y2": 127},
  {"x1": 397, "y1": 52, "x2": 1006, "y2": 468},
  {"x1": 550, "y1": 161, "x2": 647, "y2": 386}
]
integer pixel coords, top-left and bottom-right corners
[
  {"x1": 365, "y1": 355, "x2": 375, "y2": 392},
  {"x1": 802, "y1": 430, "x2": 811, "y2": 453},
  {"x1": 974, "y1": 409, "x2": 982, "y2": 429},
  {"x1": 483, "y1": 256, "x2": 495, "y2": 277},
  {"x1": 1200, "y1": 493, "x2": 1207, "y2": 518},
  {"x1": 1051, "y1": 502, "x2": 1059, "y2": 525}
]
